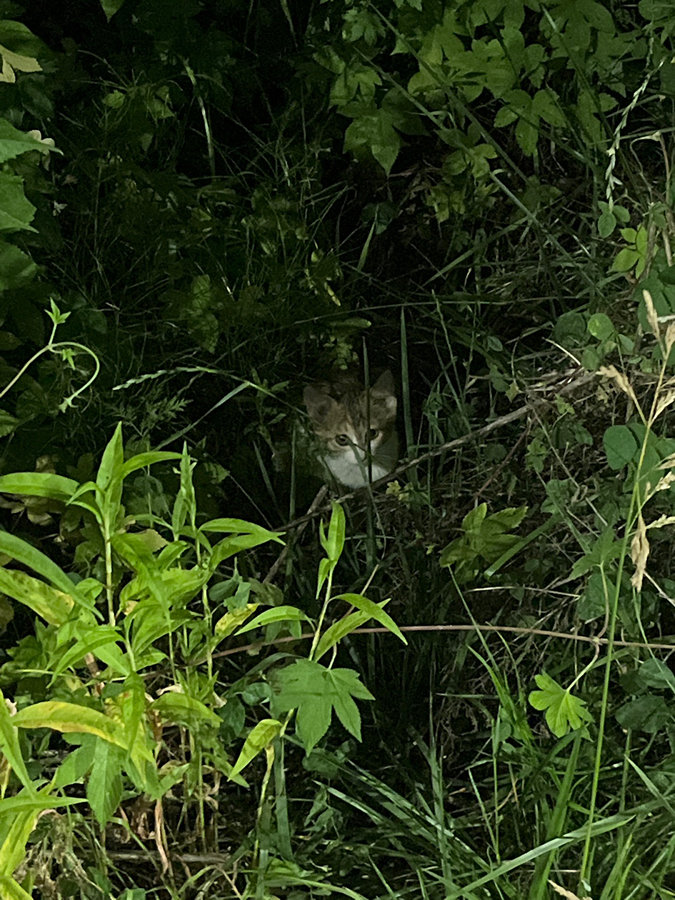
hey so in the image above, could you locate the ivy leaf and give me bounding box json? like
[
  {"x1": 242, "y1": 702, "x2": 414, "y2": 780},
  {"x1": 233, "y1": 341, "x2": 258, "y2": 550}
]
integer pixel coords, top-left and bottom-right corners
[
  {"x1": 273, "y1": 659, "x2": 374, "y2": 752},
  {"x1": 528, "y1": 673, "x2": 592, "y2": 738}
]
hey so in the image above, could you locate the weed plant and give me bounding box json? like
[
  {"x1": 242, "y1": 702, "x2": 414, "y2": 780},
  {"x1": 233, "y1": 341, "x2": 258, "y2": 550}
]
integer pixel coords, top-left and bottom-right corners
[{"x1": 3, "y1": 1, "x2": 675, "y2": 899}]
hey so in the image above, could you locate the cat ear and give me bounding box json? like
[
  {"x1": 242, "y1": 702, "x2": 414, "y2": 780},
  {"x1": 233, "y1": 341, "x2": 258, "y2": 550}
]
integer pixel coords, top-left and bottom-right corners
[
  {"x1": 371, "y1": 370, "x2": 397, "y2": 415},
  {"x1": 304, "y1": 385, "x2": 336, "y2": 423},
  {"x1": 372, "y1": 370, "x2": 395, "y2": 394}
]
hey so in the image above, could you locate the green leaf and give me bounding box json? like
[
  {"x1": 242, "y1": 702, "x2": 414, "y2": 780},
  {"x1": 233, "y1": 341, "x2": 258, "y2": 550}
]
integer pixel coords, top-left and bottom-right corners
[
  {"x1": 201, "y1": 517, "x2": 282, "y2": 535},
  {"x1": 587, "y1": 313, "x2": 614, "y2": 340},
  {"x1": 0, "y1": 688, "x2": 34, "y2": 793},
  {"x1": 616, "y1": 695, "x2": 670, "y2": 733},
  {"x1": 0, "y1": 533, "x2": 92, "y2": 611},
  {"x1": 314, "y1": 610, "x2": 375, "y2": 661},
  {"x1": 0, "y1": 472, "x2": 79, "y2": 503},
  {"x1": 152, "y1": 691, "x2": 221, "y2": 729},
  {"x1": 0, "y1": 568, "x2": 74, "y2": 625},
  {"x1": 209, "y1": 531, "x2": 284, "y2": 568},
  {"x1": 333, "y1": 594, "x2": 406, "y2": 644},
  {"x1": 639, "y1": 658, "x2": 675, "y2": 693},
  {"x1": 0, "y1": 120, "x2": 49, "y2": 164},
  {"x1": 229, "y1": 718, "x2": 282, "y2": 779},
  {"x1": 528, "y1": 673, "x2": 591, "y2": 738},
  {"x1": 598, "y1": 209, "x2": 616, "y2": 238},
  {"x1": 0, "y1": 875, "x2": 34, "y2": 900},
  {"x1": 87, "y1": 739, "x2": 124, "y2": 826},
  {"x1": 13, "y1": 701, "x2": 127, "y2": 747},
  {"x1": 213, "y1": 604, "x2": 260, "y2": 641},
  {"x1": 0, "y1": 803, "x2": 38, "y2": 879},
  {"x1": 0, "y1": 410, "x2": 19, "y2": 437},
  {"x1": 120, "y1": 451, "x2": 181, "y2": 479},
  {"x1": 235, "y1": 605, "x2": 311, "y2": 636},
  {"x1": 100, "y1": 0, "x2": 127, "y2": 20},
  {"x1": 49, "y1": 626, "x2": 122, "y2": 678},
  {"x1": 273, "y1": 659, "x2": 374, "y2": 752},
  {"x1": 611, "y1": 247, "x2": 640, "y2": 273},
  {"x1": 0, "y1": 172, "x2": 36, "y2": 232},
  {"x1": 603, "y1": 424, "x2": 639, "y2": 470},
  {"x1": 324, "y1": 501, "x2": 345, "y2": 562},
  {"x1": 52, "y1": 741, "x2": 96, "y2": 788}
]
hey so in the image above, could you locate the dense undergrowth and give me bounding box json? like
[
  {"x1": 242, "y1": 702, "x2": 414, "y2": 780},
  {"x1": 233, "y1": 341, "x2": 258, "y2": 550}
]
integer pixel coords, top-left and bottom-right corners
[{"x1": 0, "y1": 0, "x2": 673, "y2": 898}]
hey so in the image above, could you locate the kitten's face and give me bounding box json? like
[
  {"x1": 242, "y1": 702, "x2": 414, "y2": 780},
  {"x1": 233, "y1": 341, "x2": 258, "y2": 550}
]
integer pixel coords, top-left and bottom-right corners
[{"x1": 304, "y1": 371, "x2": 398, "y2": 486}]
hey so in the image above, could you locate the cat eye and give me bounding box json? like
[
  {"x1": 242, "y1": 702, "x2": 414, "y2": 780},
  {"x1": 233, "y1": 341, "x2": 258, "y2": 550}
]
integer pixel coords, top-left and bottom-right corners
[
  {"x1": 368, "y1": 428, "x2": 380, "y2": 440},
  {"x1": 335, "y1": 434, "x2": 350, "y2": 446}
]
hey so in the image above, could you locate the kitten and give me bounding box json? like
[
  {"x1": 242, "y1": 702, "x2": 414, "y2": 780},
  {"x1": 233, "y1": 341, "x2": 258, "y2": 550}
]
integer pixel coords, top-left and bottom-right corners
[{"x1": 303, "y1": 371, "x2": 398, "y2": 488}]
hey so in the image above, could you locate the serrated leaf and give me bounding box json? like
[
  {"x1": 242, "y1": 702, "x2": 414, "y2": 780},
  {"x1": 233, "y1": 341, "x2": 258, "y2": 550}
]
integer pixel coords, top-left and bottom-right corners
[
  {"x1": 87, "y1": 739, "x2": 124, "y2": 826},
  {"x1": 273, "y1": 659, "x2": 374, "y2": 752}
]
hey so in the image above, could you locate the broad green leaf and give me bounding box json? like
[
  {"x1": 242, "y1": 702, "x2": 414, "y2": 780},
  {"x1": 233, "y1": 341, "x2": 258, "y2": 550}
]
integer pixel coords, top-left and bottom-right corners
[
  {"x1": 0, "y1": 120, "x2": 46, "y2": 164},
  {"x1": 0, "y1": 688, "x2": 34, "y2": 793},
  {"x1": 0, "y1": 875, "x2": 33, "y2": 900},
  {"x1": 235, "y1": 605, "x2": 310, "y2": 636},
  {"x1": 213, "y1": 604, "x2": 260, "y2": 640},
  {"x1": 50, "y1": 625, "x2": 122, "y2": 678},
  {"x1": 0, "y1": 172, "x2": 36, "y2": 232},
  {"x1": 0, "y1": 568, "x2": 74, "y2": 625},
  {"x1": 120, "y1": 451, "x2": 181, "y2": 479},
  {"x1": 588, "y1": 313, "x2": 614, "y2": 340},
  {"x1": 52, "y1": 741, "x2": 96, "y2": 788},
  {"x1": 13, "y1": 701, "x2": 127, "y2": 747},
  {"x1": 611, "y1": 247, "x2": 640, "y2": 273},
  {"x1": 209, "y1": 532, "x2": 284, "y2": 568},
  {"x1": 273, "y1": 660, "x2": 374, "y2": 752},
  {"x1": 0, "y1": 472, "x2": 78, "y2": 502},
  {"x1": 229, "y1": 718, "x2": 282, "y2": 779},
  {"x1": 0, "y1": 793, "x2": 80, "y2": 814},
  {"x1": 152, "y1": 692, "x2": 220, "y2": 729},
  {"x1": 615, "y1": 695, "x2": 670, "y2": 733},
  {"x1": 639, "y1": 658, "x2": 675, "y2": 693},
  {"x1": 0, "y1": 805, "x2": 36, "y2": 877},
  {"x1": 529, "y1": 673, "x2": 592, "y2": 737},
  {"x1": 0, "y1": 533, "x2": 92, "y2": 611},
  {"x1": 597, "y1": 209, "x2": 616, "y2": 238},
  {"x1": 0, "y1": 242, "x2": 37, "y2": 292},
  {"x1": 0, "y1": 410, "x2": 18, "y2": 438},
  {"x1": 333, "y1": 594, "x2": 406, "y2": 644},
  {"x1": 604, "y1": 424, "x2": 639, "y2": 470},
  {"x1": 87, "y1": 739, "x2": 124, "y2": 826}
]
